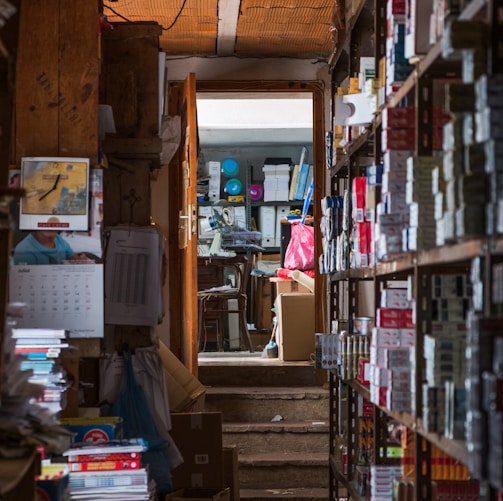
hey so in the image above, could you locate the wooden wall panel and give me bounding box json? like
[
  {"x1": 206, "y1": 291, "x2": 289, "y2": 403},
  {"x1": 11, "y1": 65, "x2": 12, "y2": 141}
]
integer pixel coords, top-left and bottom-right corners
[
  {"x1": 14, "y1": 0, "x2": 60, "y2": 160},
  {"x1": 58, "y1": 0, "x2": 100, "y2": 163},
  {"x1": 14, "y1": 0, "x2": 99, "y2": 164},
  {"x1": 101, "y1": 23, "x2": 162, "y2": 141}
]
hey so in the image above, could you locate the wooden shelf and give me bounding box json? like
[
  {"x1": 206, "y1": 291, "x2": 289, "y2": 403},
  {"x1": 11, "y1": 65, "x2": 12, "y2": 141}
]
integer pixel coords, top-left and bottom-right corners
[
  {"x1": 416, "y1": 424, "x2": 469, "y2": 465},
  {"x1": 417, "y1": 239, "x2": 485, "y2": 266},
  {"x1": 330, "y1": 127, "x2": 374, "y2": 176}
]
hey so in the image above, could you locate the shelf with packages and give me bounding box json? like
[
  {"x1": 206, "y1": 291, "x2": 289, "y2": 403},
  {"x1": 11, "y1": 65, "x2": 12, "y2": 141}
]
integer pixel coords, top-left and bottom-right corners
[{"x1": 325, "y1": 0, "x2": 503, "y2": 499}]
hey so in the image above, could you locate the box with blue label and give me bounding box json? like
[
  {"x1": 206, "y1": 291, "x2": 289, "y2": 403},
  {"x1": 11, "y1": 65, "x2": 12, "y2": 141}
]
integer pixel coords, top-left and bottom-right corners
[{"x1": 60, "y1": 416, "x2": 123, "y2": 445}]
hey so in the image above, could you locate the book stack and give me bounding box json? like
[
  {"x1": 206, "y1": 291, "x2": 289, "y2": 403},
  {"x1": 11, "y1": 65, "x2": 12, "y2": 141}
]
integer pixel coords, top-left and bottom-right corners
[
  {"x1": 12, "y1": 327, "x2": 70, "y2": 416},
  {"x1": 289, "y1": 163, "x2": 313, "y2": 201},
  {"x1": 262, "y1": 158, "x2": 291, "y2": 202},
  {"x1": 63, "y1": 438, "x2": 155, "y2": 500}
]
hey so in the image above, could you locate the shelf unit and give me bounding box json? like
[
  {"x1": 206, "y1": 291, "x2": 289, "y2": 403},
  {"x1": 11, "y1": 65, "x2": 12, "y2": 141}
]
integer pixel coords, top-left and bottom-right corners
[{"x1": 326, "y1": 0, "x2": 503, "y2": 499}]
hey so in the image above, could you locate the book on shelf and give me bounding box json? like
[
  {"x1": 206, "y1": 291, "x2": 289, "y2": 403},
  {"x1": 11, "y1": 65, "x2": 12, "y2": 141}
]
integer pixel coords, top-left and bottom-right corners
[
  {"x1": 293, "y1": 163, "x2": 310, "y2": 200},
  {"x1": 63, "y1": 438, "x2": 147, "y2": 462},
  {"x1": 68, "y1": 468, "x2": 149, "y2": 488},
  {"x1": 68, "y1": 459, "x2": 142, "y2": 472},
  {"x1": 12, "y1": 328, "x2": 67, "y2": 339},
  {"x1": 288, "y1": 164, "x2": 300, "y2": 200}
]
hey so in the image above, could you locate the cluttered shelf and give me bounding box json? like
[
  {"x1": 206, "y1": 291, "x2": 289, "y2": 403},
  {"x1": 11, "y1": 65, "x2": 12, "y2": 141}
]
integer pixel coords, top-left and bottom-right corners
[
  {"x1": 330, "y1": 238, "x2": 487, "y2": 281},
  {"x1": 387, "y1": 0, "x2": 487, "y2": 108},
  {"x1": 330, "y1": 126, "x2": 374, "y2": 176},
  {"x1": 330, "y1": 454, "x2": 365, "y2": 501}
]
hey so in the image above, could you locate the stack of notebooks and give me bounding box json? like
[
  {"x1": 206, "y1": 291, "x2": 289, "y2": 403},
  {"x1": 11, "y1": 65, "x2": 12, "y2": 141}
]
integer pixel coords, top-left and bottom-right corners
[
  {"x1": 12, "y1": 327, "x2": 70, "y2": 416},
  {"x1": 63, "y1": 438, "x2": 155, "y2": 500}
]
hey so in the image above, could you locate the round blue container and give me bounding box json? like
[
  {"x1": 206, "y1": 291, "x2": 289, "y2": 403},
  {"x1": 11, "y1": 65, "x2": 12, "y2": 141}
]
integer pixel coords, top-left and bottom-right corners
[
  {"x1": 225, "y1": 178, "x2": 242, "y2": 195},
  {"x1": 221, "y1": 158, "x2": 239, "y2": 177}
]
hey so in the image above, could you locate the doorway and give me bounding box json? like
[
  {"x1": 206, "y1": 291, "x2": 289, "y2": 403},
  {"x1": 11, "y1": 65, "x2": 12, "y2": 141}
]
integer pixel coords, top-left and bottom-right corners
[{"x1": 195, "y1": 81, "x2": 325, "y2": 360}]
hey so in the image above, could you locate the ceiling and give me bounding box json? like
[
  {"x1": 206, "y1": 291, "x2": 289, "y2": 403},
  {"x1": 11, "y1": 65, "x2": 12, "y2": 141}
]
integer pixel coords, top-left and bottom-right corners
[{"x1": 102, "y1": 0, "x2": 337, "y2": 60}]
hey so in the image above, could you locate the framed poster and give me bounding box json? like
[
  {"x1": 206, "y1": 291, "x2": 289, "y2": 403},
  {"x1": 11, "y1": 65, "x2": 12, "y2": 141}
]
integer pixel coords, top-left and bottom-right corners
[{"x1": 19, "y1": 157, "x2": 90, "y2": 231}]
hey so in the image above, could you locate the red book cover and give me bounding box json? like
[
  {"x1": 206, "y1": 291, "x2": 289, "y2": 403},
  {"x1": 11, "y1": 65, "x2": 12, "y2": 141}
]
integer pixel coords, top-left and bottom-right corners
[
  {"x1": 69, "y1": 459, "x2": 141, "y2": 471},
  {"x1": 65, "y1": 451, "x2": 142, "y2": 463}
]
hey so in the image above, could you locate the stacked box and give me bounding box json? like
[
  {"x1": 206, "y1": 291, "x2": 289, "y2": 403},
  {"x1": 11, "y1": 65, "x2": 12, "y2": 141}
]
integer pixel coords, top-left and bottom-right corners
[
  {"x1": 385, "y1": 20, "x2": 414, "y2": 98},
  {"x1": 370, "y1": 465, "x2": 403, "y2": 501},
  {"x1": 375, "y1": 149, "x2": 414, "y2": 260},
  {"x1": 403, "y1": 156, "x2": 441, "y2": 251},
  {"x1": 319, "y1": 196, "x2": 344, "y2": 274},
  {"x1": 369, "y1": 287, "x2": 416, "y2": 413},
  {"x1": 350, "y1": 175, "x2": 376, "y2": 269},
  {"x1": 474, "y1": 74, "x2": 503, "y2": 236}
]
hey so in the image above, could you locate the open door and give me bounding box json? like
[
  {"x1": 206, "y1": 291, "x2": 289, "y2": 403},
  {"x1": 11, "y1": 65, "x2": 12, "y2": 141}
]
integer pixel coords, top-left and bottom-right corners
[{"x1": 171, "y1": 73, "x2": 199, "y2": 374}]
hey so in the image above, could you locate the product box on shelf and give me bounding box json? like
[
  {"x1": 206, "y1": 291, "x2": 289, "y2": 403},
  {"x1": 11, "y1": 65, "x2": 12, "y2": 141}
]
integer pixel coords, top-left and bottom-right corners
[{"x1": 60, "y1": 417, "x2": 123, "y2": 445}]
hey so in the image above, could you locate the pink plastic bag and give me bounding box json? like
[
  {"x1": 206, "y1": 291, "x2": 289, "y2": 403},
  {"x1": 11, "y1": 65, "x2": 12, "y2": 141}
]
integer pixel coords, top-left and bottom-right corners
[{"x1": 284, "y1": 222, "x2": 315, "y2": 271}]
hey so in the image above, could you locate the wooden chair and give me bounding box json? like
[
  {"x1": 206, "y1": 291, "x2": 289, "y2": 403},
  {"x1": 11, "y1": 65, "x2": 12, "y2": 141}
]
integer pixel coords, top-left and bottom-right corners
[{"x1": 197, "y1": 255, "x2": 254, "y2": 352}]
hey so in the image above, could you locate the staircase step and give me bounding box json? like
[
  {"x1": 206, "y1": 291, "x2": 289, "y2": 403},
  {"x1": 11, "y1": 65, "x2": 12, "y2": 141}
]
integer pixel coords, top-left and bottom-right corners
[
  {"x1": 240, "y1": 488, "x2": 330, "y2": 501},
  {"x1": 237, "y1": 452, "x2": 328, "y2": 489},
  {"x1": 222, "y1": 421, "x2": 329, "y2": 455},
  {"x1": 204, "y1": 386, "x2": 329, "y2": 422},
  {"x1": 198, "y1": 360, "x2": 319, "y2": 387}
]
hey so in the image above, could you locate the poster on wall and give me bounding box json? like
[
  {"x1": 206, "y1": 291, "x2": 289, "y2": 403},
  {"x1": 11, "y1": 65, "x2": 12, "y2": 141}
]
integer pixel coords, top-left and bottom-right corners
[
  {"x1": 8, "y1": 168, "x2": 105, "y2": 338},
  {"x1": 18, "y1": 157, "x2": 90, "y2": 231}
]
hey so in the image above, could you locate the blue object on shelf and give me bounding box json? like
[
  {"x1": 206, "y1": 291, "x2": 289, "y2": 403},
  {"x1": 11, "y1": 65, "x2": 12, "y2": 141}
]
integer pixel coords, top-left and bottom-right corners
[
  {"x1": 225, "y1": 178, "x2": 242, "y2": 195},
  {"x1": 222, "y1": 158, "x2": 239, "y2": 176}
]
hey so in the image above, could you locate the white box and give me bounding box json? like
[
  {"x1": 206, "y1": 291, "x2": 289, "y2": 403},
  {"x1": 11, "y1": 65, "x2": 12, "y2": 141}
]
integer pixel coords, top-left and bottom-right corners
[
  {"x1": 258, "y1": 205, "x2": 276, "y2": 247},
  {"x1": 205, "y1": 161, "x2": 221, "y2": 202}
]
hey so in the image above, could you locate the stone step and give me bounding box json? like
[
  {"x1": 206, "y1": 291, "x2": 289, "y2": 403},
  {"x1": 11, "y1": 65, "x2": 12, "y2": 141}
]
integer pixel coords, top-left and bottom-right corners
[
  {"x1": 222, "y1": 421, "x2": 329, "y2": 455},
  {"x1": 240, "y1": 488, "x2": 331, "y2": 501},
  {"x1": 204, "y1": 386, "x2": 329, "y2": 422},
  {"x1": 198, "y1": 360, "x2": 319, "y2": 387},
  {"x1": 237, "y1": 452, "x2": 328, "y2": 490}
]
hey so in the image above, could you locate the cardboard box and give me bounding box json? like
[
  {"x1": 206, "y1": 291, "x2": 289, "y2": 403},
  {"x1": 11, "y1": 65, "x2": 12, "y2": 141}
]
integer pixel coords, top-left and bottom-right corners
[
  {"x1": 159, "y1": 341, "x2": 206, "y2": 412},
  {"x1": 60, "y1": 417, "x2": 123, "y2": 445},
  {"x1": 275, "y1": 292, "x2": 315, "y2": 361},
  {"x1": 270, "y1": 277, "x2": 311, "y2": 296},
  {"x1": 170, "y1": 412, "x2": 224, "y2": 489},
  {"x1": 166, "y1": 488, "x2": 230, "y2": 501},
  {"x1": 223, "y1": 446, "x2": 240, "y2": 501}
]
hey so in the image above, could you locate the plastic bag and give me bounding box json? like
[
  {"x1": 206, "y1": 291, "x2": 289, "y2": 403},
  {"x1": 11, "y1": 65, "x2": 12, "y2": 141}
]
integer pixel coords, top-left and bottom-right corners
[
  {"x1": 109, "y1": 351, "x2": 174, "y2": 495},
  {"x1": 284, "y1": 222, "x2": 315, "y2": 271}
]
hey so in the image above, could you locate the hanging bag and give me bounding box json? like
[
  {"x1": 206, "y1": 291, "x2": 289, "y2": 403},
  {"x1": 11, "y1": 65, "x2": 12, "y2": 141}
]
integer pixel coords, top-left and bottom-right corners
[{"x1": 284, "y1": 221, "x2": 315, "y2": 271}]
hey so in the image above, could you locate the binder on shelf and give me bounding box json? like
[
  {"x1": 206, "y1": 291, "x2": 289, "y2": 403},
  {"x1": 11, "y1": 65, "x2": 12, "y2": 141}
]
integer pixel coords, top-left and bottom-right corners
[{"x1": 293, "y1": 163, "x2": 310, "y2": 200}]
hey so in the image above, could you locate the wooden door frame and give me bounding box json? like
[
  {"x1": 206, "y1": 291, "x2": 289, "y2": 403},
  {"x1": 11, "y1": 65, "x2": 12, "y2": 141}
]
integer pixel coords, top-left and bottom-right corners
[
  {"x1": 168, "y1": 79, "x2": 326, "y2": 374},
  {"x1": 195, "y1": 80, "x2": 327, "y2": 336}
]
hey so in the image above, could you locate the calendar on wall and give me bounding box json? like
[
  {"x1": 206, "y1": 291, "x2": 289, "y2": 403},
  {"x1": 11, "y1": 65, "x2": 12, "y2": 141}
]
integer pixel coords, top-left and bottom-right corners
[{"x1": 9, "y1": 264, "x2": 104, "y2": 338}]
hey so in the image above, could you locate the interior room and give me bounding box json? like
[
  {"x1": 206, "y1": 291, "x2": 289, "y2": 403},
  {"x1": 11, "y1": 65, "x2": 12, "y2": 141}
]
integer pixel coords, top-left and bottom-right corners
[{"x1": 1, "y1": 1, "x2": 502, "y2": 501}]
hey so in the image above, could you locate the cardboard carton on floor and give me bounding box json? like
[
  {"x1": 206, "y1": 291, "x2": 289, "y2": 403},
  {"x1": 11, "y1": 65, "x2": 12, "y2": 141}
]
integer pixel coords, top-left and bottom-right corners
[
  {"x1": 170, "y1": 412, "x2": 224, "y2": 490},
  {"x1": 159, "y1": 341, "x2": 206, "y2": 412},
  {"x1": 275, "y1": 292, "x2": 315, "y2": 361},
  {"x1": 166, "y1": 488, "x2": 230, "y2": 501}
]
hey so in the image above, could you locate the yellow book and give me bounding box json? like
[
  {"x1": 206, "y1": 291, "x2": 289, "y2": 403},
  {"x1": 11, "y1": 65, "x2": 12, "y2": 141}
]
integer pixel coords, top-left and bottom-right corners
[{"x1": 288, "y1": 164, "x2": 300, "y2": 200}]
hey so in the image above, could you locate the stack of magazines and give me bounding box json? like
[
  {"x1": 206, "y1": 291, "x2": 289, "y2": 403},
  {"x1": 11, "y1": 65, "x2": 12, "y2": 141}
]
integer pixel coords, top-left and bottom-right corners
[{"x1": 63, "y1": 438, "x2": 156, "y2": 500}]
